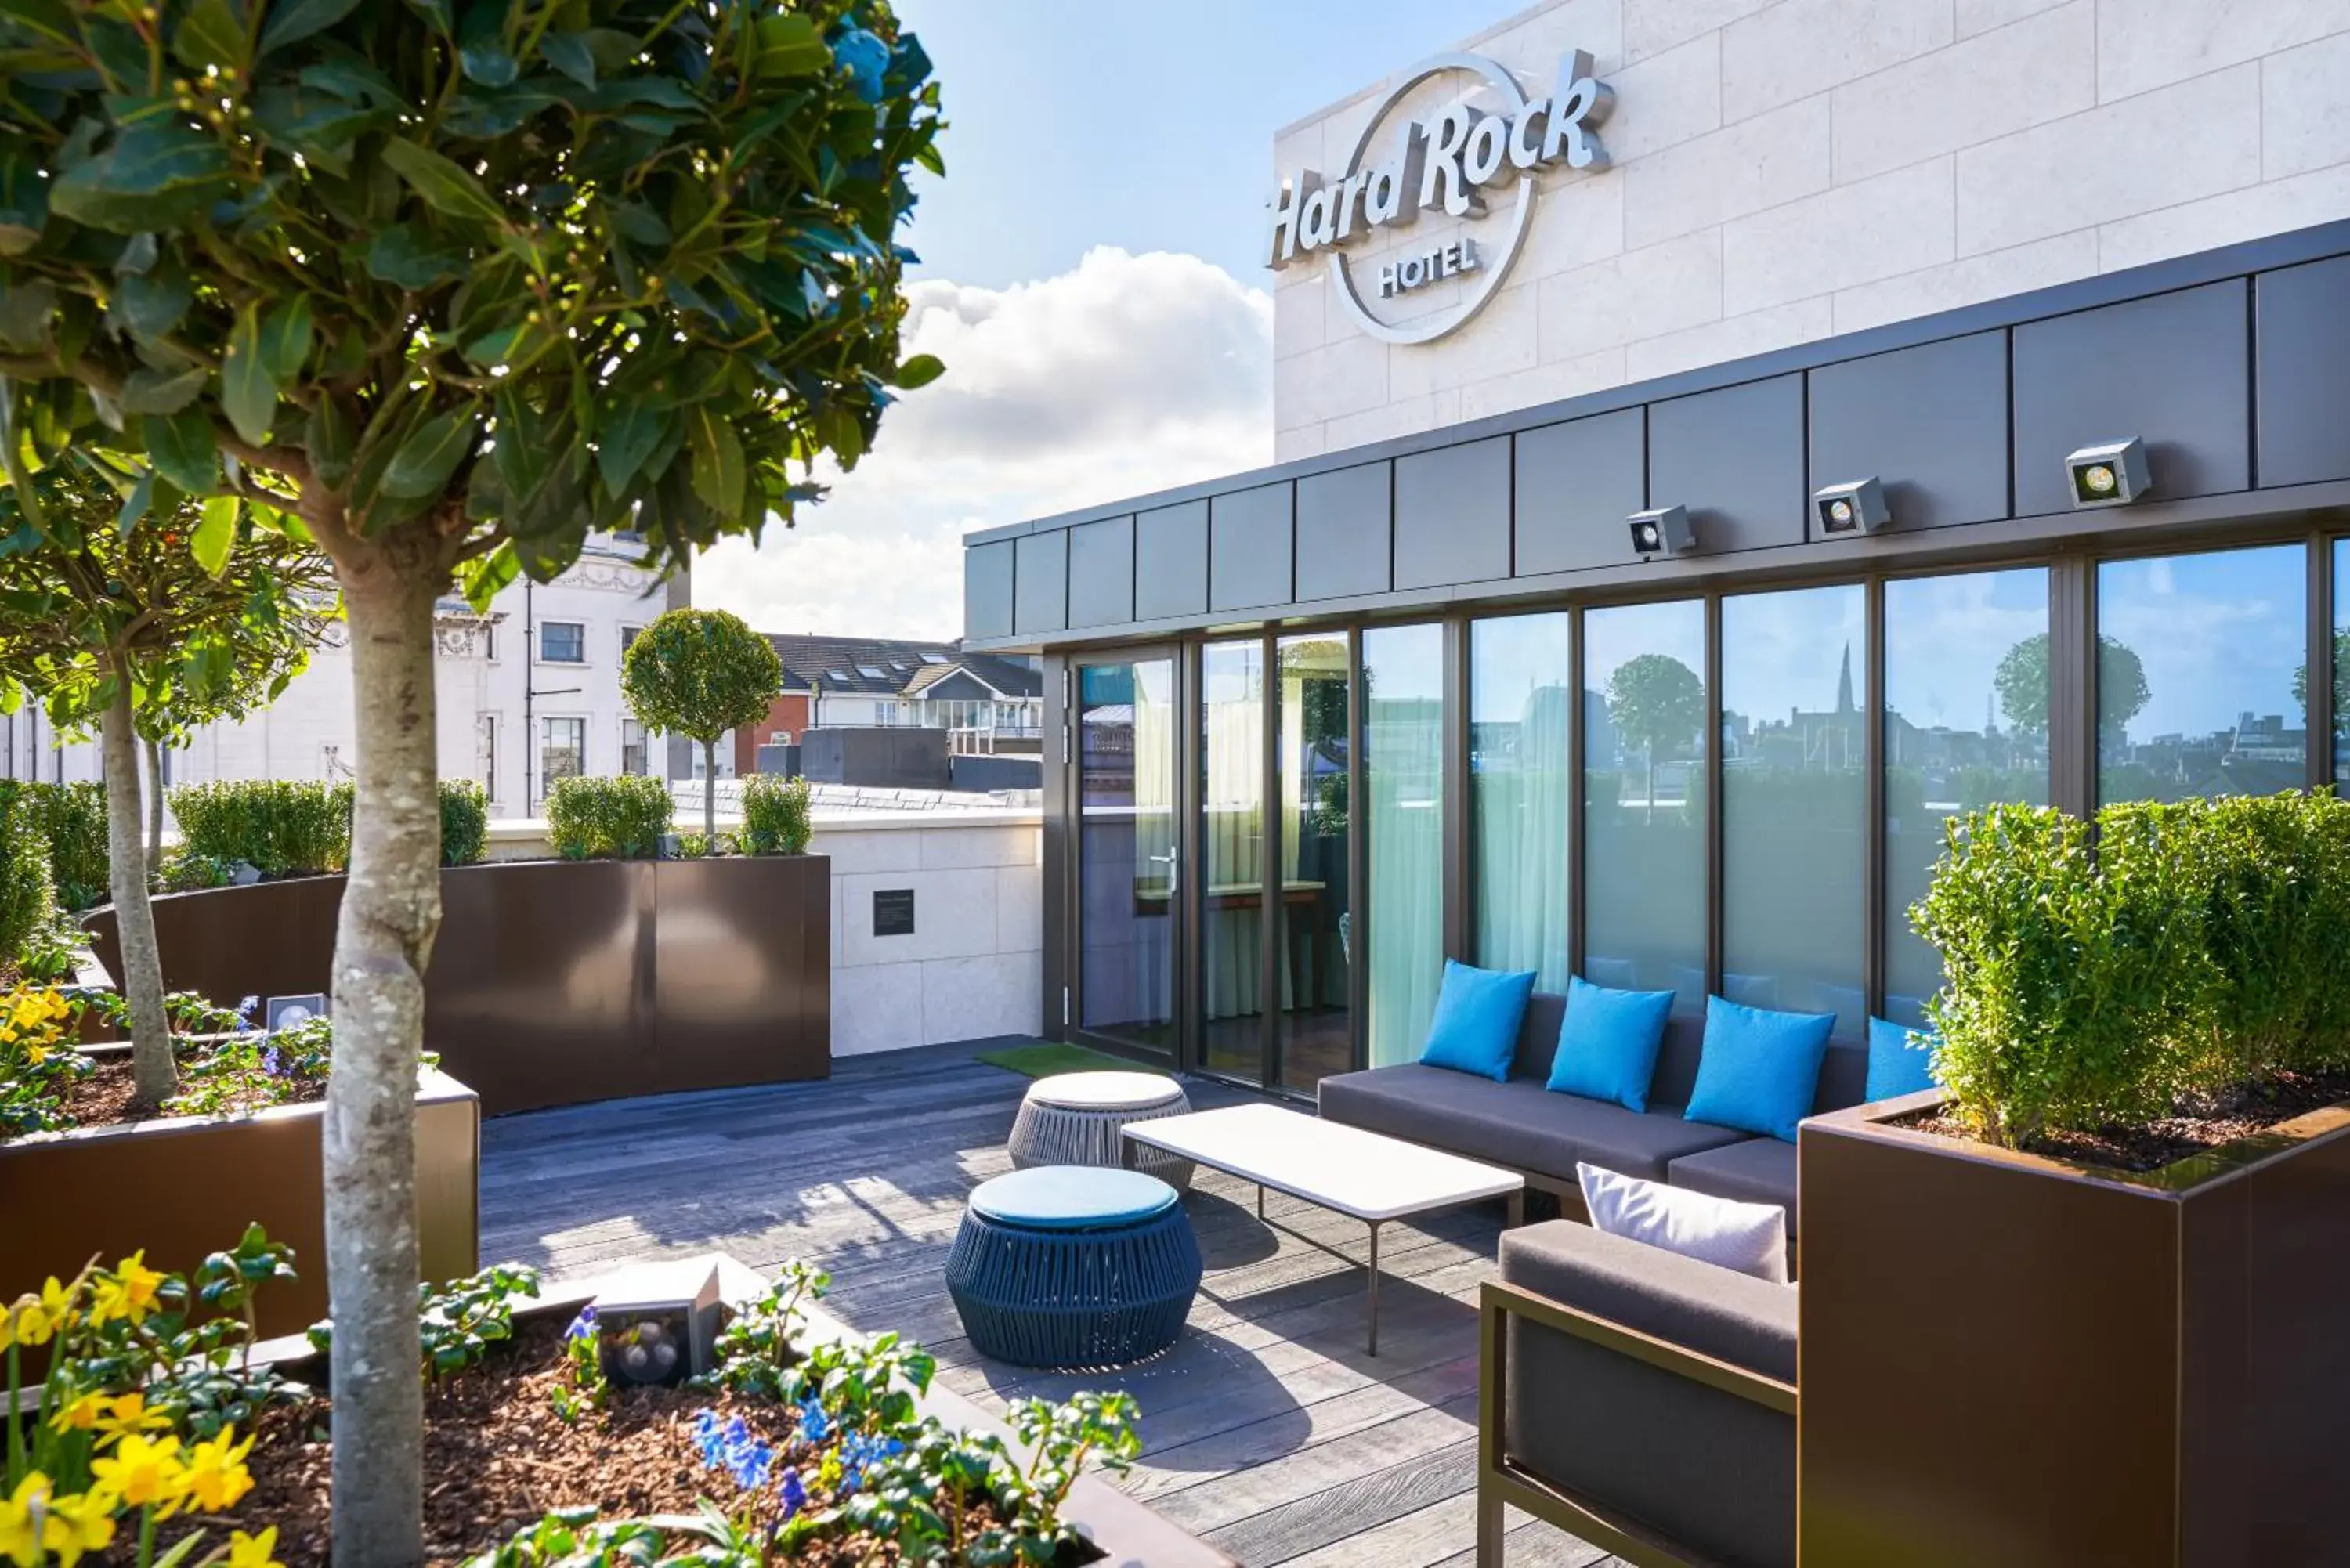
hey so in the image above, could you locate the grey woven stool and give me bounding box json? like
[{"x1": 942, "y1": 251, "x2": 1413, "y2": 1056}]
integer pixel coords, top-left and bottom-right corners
[{"x1": 1007, "y1": 1071, "x2": 1194, "y2": 1191}]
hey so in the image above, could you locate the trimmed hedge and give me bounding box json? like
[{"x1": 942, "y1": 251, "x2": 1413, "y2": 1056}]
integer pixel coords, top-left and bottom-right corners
[
  {"x1": 166, "y1": 778, "x2": 493, "y2": 878},
  {"x1": 546, "y1": 775, "x2": 674, "y2": 861},
  {"x1": 0, "y1": 788, "x2": 58, "y2": 975},
  {"x1": 0, "y1": 780, "x2": 107, "y2": 911},
  {"x1": 739, "y1": 773, "x2": 813, "y2": 855},
  {"x1": 1914, "y1": 790, "x2": 2350, "y2": 1147}
]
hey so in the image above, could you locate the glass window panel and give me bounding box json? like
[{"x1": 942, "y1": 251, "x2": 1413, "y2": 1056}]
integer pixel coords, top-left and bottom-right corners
[
  {"x1": 1276, "y1": 635, "x2": 1352, "y2": 1090},
  {"x1": 2098, "y1": 545, "x2": 2308, "y2": 803},
  {"x1": 1471, "y1": 613, "x2": 1571, "y2": 992},
  {"x1": 1883, "y1": 569, "x2": 2049, "y2": 1030},
  {"x1": 2337, "y1": 540, "x2": 2350, "y2": 787},
  {"x1": 540, "y1": 622, "x2": 585, "y2": 663},
  {"x1": 1079, "y1": 660, "x2": 1177, "y2": 1054},
  {"x1": 620, "y1": 719, "x2": 647, "y2": 778},
  {"x1": 541, "y1": 717, "x2": 585, "y2": 790},
  {"x1": 1201, "y1": 641, "x2": 1267, "y2": 1081},
  {"x1": 1583, "y1": 602, "x2": 1706, "y2": 1012},
  {"x1": 1363, "y1": 624, "x2": 1445, "y2": 1068},
  {"x1": 1722, "y1": 584, "x2": 1867, "y2": 1039}
]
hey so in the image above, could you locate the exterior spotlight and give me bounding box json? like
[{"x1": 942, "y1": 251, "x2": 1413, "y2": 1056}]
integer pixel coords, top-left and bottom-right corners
[
  {"x1": 1814, "y1": 477, "x2": 1890, "y2": 536},
  {"x1": 2066, "y1": 438, "x2": 2149, "y2": 508},
  {"x1": 591, "y1": 1260, "x2": 726, "y2": 1387},
  {"x1": 1628, "y1": 505, "x2": 1695, "y2": 556}
]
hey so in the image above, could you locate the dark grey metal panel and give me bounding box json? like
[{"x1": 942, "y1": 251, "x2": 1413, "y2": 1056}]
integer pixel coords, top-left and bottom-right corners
[
  {"x1": 1013, "y1": 529, "x2": 1068, "y2": 634},
  {"x1": 2012, "y1": 280, "x2": 2250, "y2": 516},
  {"x1": 1296, "y1": 462, "x2": 1392, "y2": 601},
  {"x1": 1513, "y1": 409, "x2": 1646, "y2": 575},
  {"x1": 1135, "y1": 500, "x2": 1208, "y2": 621},
  {"x1": 2256, "y1": 255, "x2": 2350, "y2": 489},
  {"x1": 964, "y1": 540, "x2": 1014, "y2": 641},
  {"x1": 1209, "y1": 480, "x2": 1294, "y2": 612},
  {"x1": 1395, "y1": 435, "x2": 1511, "y2": 590},
  {"x1": 1649, "y1": 375, "x2": 1806, "y2": 553},
  {"x1": 1809, "y1": 331, "x2": 2010, "y2": 535},
  {"x1": 1066, "y1": 515, "x2": 1135, "y2": 628}
]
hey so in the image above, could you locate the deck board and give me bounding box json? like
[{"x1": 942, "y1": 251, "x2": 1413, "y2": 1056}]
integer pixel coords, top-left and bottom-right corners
[{"x1": 478, "y1": 1039, "x2": 1603, "y2": 1566}]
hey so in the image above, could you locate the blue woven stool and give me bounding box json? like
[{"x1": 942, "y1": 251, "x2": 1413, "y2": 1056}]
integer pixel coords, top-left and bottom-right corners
[{"x1": 945, "y1": 1166, "x2": 1201, "y2": 1368}]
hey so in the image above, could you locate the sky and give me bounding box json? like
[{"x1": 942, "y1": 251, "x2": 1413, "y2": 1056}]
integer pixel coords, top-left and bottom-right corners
[{"x1": 692, "y1": 1, "x2": 1486, "y2": 641}]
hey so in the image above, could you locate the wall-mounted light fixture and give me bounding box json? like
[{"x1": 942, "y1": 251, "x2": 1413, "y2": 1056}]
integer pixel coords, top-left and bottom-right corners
[
  {"x1": 2066, "y1": 438, "x2": 2149, "y2": 508},
  {"x1": 1628, "y1": 504, "x2": 1695, "y2": 556},
  {"x1": 1813, "y1": 477, "x2": 1890, "y2": 536}
]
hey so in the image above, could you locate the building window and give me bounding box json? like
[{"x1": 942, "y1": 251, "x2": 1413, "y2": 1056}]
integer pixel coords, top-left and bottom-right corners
[
  {"x1": 1200, "y1": 640, "x2": 1264, "y2": 1080},
  {"x1": 1722, "y1": 583, "x2": 1867, "y2": 1039},
  {"x1": 478, "y1": 714, "x2": 498, "y2": 803},
  {"x1": 621, "y1": 719, "x2": 647, "y2": 777},
  {"x1": 1363, "y1": 623, "x2": 1445, "y2": 1068},
  {"x1": 2098, "y1": 544, "x2": 2308, "y2": 804},
  {"x1": 1584, "y1": 600, "x2": 1706, "y2": 1013},
  {"x1": 621, "y1": 624, "x2": 643, "y2": 659},
  {"x1": 541, "y1": 717, "x2": 585, "y2": 791},
  {"x1": 1471, "y1": 612, "x2": 1571, "y2": 993},
  {"x1": 2335, "y1": 539, "x2": 2350, "y2": 787},
  {"x1": 540, "y1": 621, "x2": 586, "y2": 663},
  {"x1": 1883, "y1": 569, "x2": 2049, "y2": 1029}
]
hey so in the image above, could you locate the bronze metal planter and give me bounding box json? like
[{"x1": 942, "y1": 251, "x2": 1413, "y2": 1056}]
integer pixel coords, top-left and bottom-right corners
[
  {"x1": 1797, "y1": 1089, "x2": 2350, "y2": 1568},
  {"x1": 83, "y1": 856, "x2": 833, "y2": 1115},
  {"x1": 0, "y1": 1067, "x2": 479, "y2": 1341}
]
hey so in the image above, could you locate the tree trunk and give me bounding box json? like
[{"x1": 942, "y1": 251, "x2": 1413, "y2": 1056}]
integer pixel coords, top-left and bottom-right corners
[
  {"x1": 323, "y1": 561, "x2": 442, "y2": 1568},
  {"x1": 703, "y1": 738, "x2": 716, "y2": 840},
  {"x1": 102, "y1": 670, "x2": 172, "y2": 1108},
  {"x1": 143, "y1": 736, "x2": 164, "y2": 869}
]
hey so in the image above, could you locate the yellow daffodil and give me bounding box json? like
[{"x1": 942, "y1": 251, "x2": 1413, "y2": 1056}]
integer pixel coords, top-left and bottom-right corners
[
  {"x1": 89, "y1": 1253, "x2": 166, "y2": 1328},
  {"x1": 177, "y1": 1427, "x2": 255, "y2": 1514},
  {"x1": 224, "y1": 1526, "x2": 282, "y2": 1568},
  {"x1": 49, "y1": 1391, "x2": 107, "y2": 1433},
  {"x1": 20, "y1": 1041, "x2": 45, "y2": 1067},
  {"x1": 8, "y1": 1276, "x2": 78, "y2": 1348},
  {"x1": 89, "y1": 1431, "x2": 187, "y2": 1516},
  {"x1": 36, "y1": 1488, "x2": 116, "y2": 1568},
  {"x1": 95, "y1": 1393, "x2": 174, "y2": 1439},
  {"x1": 0, "y1": 1472, "x2": 50, "y2": 1568}
]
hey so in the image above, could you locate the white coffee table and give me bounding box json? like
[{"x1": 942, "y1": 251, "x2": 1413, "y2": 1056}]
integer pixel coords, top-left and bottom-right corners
[{"x1": 1122, "y1": 1104, "x2": 1524, "y2": 1354}]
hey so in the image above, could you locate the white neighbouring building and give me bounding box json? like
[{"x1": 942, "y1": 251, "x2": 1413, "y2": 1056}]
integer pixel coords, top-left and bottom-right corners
[
  {"x1": 0, "y1": 533, "x2": 689, "y2": 818},
  {"x1": 1272, "y1": 0, "x2": 2350, "y2": 461}
]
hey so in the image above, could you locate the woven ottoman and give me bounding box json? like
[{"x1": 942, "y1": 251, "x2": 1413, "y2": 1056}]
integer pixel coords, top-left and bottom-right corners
[
  {"x1": 945, "y1": 1167, "x2": 1202, "y2": 1369},
  {"x1": 1007, "y1": 1071, "x2": 1195, "y2": 1190}
]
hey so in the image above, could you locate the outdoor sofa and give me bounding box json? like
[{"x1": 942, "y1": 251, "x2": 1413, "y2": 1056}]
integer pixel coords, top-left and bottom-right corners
[
  {"x1": 1478, "y1": 1218, "x2": 1797, "y2": 1568},
  {"x1": 1318, "y1": 992, "x2": 1868, "y2": 1239}
]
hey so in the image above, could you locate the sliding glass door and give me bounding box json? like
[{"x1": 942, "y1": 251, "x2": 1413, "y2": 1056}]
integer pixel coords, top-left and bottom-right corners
[{"x1": 1075, "y1": 656, "x2": 1177, "y2": 1056}]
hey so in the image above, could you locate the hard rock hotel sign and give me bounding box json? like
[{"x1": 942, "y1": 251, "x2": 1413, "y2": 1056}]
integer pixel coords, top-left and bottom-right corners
[{"x1": 1264, "y1": 51, "x2": 1613, "y2": 345}]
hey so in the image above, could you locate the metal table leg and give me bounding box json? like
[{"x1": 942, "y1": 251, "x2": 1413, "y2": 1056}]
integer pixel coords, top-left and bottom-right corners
[{"x1": 1367, "y1": 1220, "x2": 1381, "y2": 1356}]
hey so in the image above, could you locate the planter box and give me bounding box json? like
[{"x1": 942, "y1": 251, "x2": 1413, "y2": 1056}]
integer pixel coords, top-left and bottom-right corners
[
  {"x1": 84, "y1": 856, "x2": 832, "y2": 1115},
  {"x1": 1798, "y1": 1089, "x2": 2350, "y2": 1568},
  {"x1": 0, "y1": 1067, "x2": 479, "y2": 1342}
]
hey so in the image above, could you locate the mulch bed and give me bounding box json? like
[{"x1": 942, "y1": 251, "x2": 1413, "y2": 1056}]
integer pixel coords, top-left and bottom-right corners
[
  {"x1": 1905, "y1": 1068, "x2": 2350, "y2": 1172},
  {"x1": 123, "y1": 1317, "x2": 1022, "y2": 1567},
  {"x1": 61, "y1": 1056, "x2": 324, "y2": 1131}
]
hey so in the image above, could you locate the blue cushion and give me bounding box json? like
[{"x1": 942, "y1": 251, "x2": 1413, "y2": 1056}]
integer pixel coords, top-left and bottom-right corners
[
  {"x1": 1866, "y1": 1016, "x2": 1942, "y2": 1102},
  {"x1": 1547, "y1": 977, "x2": 1676, "y2": 1111},
  {"x1": 1685, "y1": 995, "x2": 1836, "y2": 1143},
  {"x1": 970, "y1": 1167, "x2": 1178, "y2": 1230},
  {"x1": 1418, "y1": 959, "x2": 1537, "y2": 1082}
]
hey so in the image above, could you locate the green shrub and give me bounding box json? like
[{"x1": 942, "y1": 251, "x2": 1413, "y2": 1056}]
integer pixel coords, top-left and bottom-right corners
[
  {"x1": 169, "y1": 780, "x2": 353, "y2": 877},
  {"x1": 739, "y1": 773, "x2": 813, "y2": 855},
  {"x1": 0, "y1": 779, "x2": 107, "y2": 910},
  {"x1": 545, "y1": 775, "x2": 674, "y2": 861},
  {"x1": 159, "y1": 848, "x2": 237, "y2": 892},
  {"x1": 440, "y1": 779, "x2": 490, "y2": 867},
  {"x1": 0, "y1": 792, "x2": 58, "y2": 977}
]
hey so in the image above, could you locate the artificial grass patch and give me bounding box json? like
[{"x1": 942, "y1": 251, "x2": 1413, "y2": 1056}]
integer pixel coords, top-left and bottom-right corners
[{"x1": 972, "y1": 1041, "x2": 1169, "y2": 1080}]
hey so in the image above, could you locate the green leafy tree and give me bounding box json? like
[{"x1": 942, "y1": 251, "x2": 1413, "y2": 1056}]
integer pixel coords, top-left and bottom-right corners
[
  {"x1": 1604, "y1": 653, "x2": 1703, "y2": 822},
  {"x1": 1995, "y1": 632, "x2": 2151, "y2": 743},
  {"x1": 0, "y1": 450, "x2": 332, "y2": 1107},
  {"x1": 2290, "y1": 629, "x2": 2350, "y2": 749},
  {"x1": 622, "y1": 606, "x2": 784, "y2": 837},
  {"x1": 0, "y1": 3, "x2": 941, "y2": 1557}
]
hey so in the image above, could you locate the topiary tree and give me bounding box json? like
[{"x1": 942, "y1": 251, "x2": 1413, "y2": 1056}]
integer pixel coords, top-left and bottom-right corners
[
  {"x1": 622, "y1": 606, "x2": 785, "y2": 838},
  {"x1": 1604, "y1": 653, "x2": 1704, "y2": 822},
  {"x1": 0, "y1": 3, "x2": 940, "y2": 1558},
  {"x1": 0, "y1": 450, "x2": 332, "y2": 1108}
]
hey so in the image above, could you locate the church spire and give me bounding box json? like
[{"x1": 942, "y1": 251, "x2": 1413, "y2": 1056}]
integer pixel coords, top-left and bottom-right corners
[{"x1": 1836, "y1": 641, "x2": 1855, "y2": 716}]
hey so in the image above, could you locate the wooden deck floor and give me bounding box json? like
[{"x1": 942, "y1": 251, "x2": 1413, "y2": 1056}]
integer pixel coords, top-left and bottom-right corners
[{"x1": 478, "y1": 1040, "x2": 1616, "y2": 1568}]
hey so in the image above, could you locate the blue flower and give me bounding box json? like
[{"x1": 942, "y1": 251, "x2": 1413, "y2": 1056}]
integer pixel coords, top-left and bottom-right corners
[
  {"x1": 692, "y1": 1407, "x2": 727, "y2": 1467},
  {"x1": 564, "y1": 1305, "x2": 597, "y2": 1343},
  {"x1": 727, "y1": 1435, "x2": 774, "y2": 1490},
  {"x1": 237, "y1": 995, "x2": 259, "y2": 1020},
  {"x1": 795, "y1": 1394, "x2": 832, "y2": 1447},
  {"x1": 262, "y1": 1047, "x2": 284, "y2": 1077},
  {"x1": 779, "y1": 1466, "x2": 807, "y2": 1519},
  {"x1": 837, "y1": 1433, "x2": 904, "y2": 1494}
]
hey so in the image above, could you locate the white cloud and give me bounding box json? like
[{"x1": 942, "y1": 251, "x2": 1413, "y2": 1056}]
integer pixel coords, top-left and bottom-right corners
[{"x1": 692, "y1": 247, "x2": 1274, "y2": 640}]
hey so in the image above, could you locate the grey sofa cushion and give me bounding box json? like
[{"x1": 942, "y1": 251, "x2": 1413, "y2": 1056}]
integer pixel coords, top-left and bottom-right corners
[
  {"x1": 1668, "y1": 1137, "x2": 1801, "y2": 1234},
  {"x1": 1318, "y1": 1064, "x2": 1749, "y2": 1183},
  {"x1": 1499, "y1": 1221, "x2": 1796, "y2": 1568}
]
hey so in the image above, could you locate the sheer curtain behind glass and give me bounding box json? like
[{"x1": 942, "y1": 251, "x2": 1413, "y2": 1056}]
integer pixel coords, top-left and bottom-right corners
[
  {"x1": 1277, "y1": 635, "x2": 1352, "y2": 1090},
  {"x1": 1364, "y1": 625, "x2": 1445, "y2": 1067},
  {"x1": 1201, "y1": 641, "x2": 1266, "y2": 1078},
  {"x1": 1583, "y1": 602, "x2": 1706, "y2": 1011},
  {"x1": 1471, "y1": 614, "x2": 1571, "y2": 992}
]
